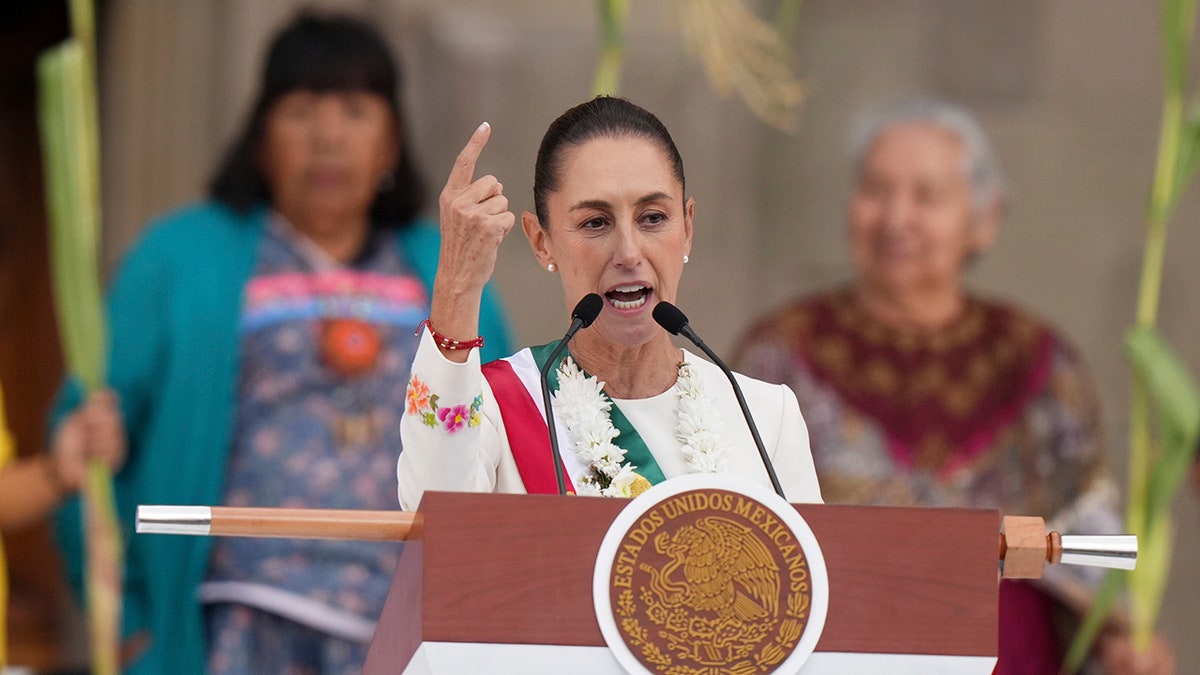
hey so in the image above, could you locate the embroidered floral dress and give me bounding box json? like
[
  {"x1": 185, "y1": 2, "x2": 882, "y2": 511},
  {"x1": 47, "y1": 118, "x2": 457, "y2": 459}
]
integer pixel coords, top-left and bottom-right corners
[
  {"x1": 732, "y1": 287, "x2": 1120, "y2": 674},
  {"x1": 201, "y1": 218, "x2": 428, "y2": 673}
]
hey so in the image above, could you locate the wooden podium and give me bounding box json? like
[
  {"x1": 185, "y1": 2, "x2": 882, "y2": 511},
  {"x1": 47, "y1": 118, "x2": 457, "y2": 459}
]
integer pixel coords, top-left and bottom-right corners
[{"x1": 363, "y1": 492, "x2": 1000, "y2": 674}]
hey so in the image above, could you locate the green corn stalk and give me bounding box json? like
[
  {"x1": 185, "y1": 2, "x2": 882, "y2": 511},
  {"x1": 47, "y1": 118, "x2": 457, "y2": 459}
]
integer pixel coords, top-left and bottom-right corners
[
  {"x1": 36, "y1": 1, "x2": 122, "y2": 673},
  {"x1": 773, "y1": 0, "x2": 803, "y2": 43},
  {"x1": 593, "y1": 0, "x2": 631, "y2": 96},
  {"x1": 1064, "y1": 0, "x2": 1200, "y2": 669}
]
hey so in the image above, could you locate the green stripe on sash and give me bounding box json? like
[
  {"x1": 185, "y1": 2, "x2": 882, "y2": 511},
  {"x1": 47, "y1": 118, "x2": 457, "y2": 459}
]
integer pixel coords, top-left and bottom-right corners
[{"x1": 530, "y1": 341, "x2": 667, "y2": 486}]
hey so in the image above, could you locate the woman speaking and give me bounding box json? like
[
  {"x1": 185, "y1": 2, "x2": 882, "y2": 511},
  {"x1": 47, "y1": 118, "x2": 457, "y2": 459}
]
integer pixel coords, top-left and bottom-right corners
[{"x1": 398, "y1": 96, "x2": 822, "y2": 507}]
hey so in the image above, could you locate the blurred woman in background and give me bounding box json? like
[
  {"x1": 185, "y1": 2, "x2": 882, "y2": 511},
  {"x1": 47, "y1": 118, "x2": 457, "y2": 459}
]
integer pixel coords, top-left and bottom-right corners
[
  {"x1": 51, "y1": 11, "x2": 511, "y2": 674},
  {"x1": 733, "y1": 98, "x2": 1172, "y2": 674}
]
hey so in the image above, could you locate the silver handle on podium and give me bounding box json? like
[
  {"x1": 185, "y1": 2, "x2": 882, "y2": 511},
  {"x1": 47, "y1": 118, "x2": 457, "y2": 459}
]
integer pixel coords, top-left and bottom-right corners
[
  {"x1": 1000, "y1": 515, "x2": 1137, "y2": 578},
  {"x1": 1059, "y1": 534, "x2": 1138, "y2": 570},
  {"x1": 136, "y1": 505, "x2": 212, "y2": 535}
]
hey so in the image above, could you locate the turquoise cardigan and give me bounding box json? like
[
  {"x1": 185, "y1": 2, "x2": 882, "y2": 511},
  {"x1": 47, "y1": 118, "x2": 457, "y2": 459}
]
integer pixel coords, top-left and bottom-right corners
[{"x1": 54, "y1": 201, "x2": 512, "y2": 674}]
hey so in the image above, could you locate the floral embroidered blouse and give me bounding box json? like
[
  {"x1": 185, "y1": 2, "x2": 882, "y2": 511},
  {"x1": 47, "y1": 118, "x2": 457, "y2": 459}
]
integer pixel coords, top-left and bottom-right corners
[{"x1": 396, "y1": 328, "x2": 824, "y2": 509}]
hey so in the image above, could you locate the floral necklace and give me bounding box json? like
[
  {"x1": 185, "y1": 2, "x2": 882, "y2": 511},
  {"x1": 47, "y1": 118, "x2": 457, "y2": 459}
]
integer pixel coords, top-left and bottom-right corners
[{"x1": 552, "y1": 354, "x2": 731, "y2": 497}]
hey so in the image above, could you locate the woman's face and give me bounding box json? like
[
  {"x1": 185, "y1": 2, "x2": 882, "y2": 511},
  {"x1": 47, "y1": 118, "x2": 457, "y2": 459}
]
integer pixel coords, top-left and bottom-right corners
[
  {"x1": 260, "y1": 89, "x2": 398, "y2": 232},
  {"x1": 525, "y1": 135, "x2": 694, "y2": 349},
  {"x1": 848, "y1": 123, "x2": 994, "y2": 298}
]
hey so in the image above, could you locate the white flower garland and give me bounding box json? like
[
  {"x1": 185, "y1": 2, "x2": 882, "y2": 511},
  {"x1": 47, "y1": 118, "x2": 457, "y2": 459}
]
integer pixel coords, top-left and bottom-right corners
[
  {"x1": 673, "y1": 361, "x2": 731, "y2": 475},
  {"x1": 552, "y1": 355, "x2": 730, "y2": 497}
]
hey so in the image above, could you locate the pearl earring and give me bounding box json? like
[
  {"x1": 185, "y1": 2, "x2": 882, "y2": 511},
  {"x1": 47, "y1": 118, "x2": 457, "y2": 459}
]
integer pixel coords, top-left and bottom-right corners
[
  {"x1": 547, "y1": 263, "x2": 556, "y2": 272},
  {"x1": 683, "y1": 254, "x2": 689, "y2": 264}
]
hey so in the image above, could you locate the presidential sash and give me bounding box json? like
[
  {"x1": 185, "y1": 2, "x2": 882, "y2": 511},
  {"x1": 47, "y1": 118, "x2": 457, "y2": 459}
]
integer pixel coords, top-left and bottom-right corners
[{"x1": 481, "y1": 342, "x2": 666, "y2": 494}]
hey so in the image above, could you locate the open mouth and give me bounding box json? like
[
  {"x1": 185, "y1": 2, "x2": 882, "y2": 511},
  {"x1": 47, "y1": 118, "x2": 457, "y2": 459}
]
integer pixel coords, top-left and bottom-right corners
[{"x1": 605, "y1": 284, "x2": 652, "y2": 311}]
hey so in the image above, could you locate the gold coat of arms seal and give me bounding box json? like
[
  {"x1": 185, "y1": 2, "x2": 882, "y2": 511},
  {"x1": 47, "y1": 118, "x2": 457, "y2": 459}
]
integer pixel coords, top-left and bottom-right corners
[{"x1": 594, "y1": 474, "x2": 828, "y2": 674}]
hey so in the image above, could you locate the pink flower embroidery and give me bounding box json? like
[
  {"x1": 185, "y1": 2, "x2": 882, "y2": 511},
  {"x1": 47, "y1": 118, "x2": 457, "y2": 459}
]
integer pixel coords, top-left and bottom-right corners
[{"x1": 438, "y1": 404, "x2": 470, "y2": 433}]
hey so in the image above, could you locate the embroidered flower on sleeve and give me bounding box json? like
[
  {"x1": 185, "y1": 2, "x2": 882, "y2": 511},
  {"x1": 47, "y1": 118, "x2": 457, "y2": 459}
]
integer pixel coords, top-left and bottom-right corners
[
  {"x1": 405, "y1": 374, "x2": 483, "y2": 433},
  {"x1": 437, "y1": 404, "x2": 470, "y2": 433},
  {"x1": 469, "y1": 394, "x2": 483, "y2": 428},
  {"x1": 406, "y1": 376, "x2": 431, "y2": 415}
]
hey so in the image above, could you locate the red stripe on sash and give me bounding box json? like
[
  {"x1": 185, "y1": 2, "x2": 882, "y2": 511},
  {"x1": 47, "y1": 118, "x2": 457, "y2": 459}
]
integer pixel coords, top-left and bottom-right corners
[{"x1": 481, "y1": 359, "x2": 576, "y2": 495}]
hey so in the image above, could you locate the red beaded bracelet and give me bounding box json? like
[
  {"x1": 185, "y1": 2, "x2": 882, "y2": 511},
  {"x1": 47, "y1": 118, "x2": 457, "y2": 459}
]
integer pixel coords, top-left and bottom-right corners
[{"x1": 416, "y1": 319, "x2": 485, "y2": 351}]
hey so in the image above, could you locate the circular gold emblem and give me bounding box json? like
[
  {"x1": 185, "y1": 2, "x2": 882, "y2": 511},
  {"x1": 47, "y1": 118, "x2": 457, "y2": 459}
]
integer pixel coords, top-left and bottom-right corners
[{"x1": 594, "y1": 474, "x2": 827, "y2": 674}]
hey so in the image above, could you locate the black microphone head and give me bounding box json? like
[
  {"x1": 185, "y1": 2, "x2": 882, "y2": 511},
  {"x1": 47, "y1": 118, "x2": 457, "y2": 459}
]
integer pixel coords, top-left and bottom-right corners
[
  {"x1": 652, "y1": 301, "x2": 689, "y2": 335},
  {"x1": 572, "y1": 293, "x2": 604, "y2": 328}
]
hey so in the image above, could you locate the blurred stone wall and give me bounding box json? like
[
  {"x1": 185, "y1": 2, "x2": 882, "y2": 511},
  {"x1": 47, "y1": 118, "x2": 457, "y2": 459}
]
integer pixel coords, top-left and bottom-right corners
[{"x1": 97, "y1": 0, "x2": 1200, "y2": 668}]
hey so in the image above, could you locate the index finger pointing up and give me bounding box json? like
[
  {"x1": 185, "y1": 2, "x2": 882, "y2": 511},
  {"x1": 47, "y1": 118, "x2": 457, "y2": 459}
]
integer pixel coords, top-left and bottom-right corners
[{"x1": 445, "y1": 121, "x2": 492, "y2": 192}]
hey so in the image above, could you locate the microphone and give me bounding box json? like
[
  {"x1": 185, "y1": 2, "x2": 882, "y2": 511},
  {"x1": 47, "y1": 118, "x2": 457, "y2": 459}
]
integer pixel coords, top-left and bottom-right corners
[
  {"x1": 540, "y1": 293, "x2": 605, "y2": 495},
  {"x1": 653, "y1": 301, "x2": 785, "y2": 498}
]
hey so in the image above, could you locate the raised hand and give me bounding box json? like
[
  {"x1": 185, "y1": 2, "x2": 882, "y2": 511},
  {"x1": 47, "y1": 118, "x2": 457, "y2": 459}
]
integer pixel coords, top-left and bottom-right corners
[
  {"x1": 438, "y1": 123, "x2": 515, "y2": 294},
  {"x1": 430, "y1": 122, "x2": 515, "y2": 359}
]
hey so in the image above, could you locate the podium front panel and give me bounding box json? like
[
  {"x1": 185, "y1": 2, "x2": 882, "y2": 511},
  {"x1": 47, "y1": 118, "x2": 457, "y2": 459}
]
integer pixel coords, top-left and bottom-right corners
[{"x1": 365, "y1": 492, "x2": 998, "y2": 673}]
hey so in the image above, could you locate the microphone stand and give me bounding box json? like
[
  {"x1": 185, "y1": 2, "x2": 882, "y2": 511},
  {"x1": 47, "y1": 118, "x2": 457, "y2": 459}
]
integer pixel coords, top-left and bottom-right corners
[
  {"x1": 654, "y1": 302, "x2": 786, "y2": 498},
  {"x1": 539, "y1": 294, "x2": 604, "y2": 495}
]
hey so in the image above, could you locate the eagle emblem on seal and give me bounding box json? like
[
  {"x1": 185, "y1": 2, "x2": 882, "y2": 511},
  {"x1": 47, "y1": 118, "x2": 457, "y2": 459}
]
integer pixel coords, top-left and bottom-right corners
[
  {"x1": 628, "y1": 515, "x2": 785, "y2": 667},
  {"x1": 644, "y1": 516, "x2": 780, "y2": 621}
]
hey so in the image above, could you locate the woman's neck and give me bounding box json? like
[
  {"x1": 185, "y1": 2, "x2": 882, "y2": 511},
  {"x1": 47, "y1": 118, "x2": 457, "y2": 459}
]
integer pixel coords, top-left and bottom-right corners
[
  {"x1": 568, "y1": 333, "x2": 681, "y2": 400},
  {"x1": 283, "y1": 210, "x2": 371, "y2": 264},
  {"x1": 854, "y1": 280, "x2": 967, "y2": 331}
]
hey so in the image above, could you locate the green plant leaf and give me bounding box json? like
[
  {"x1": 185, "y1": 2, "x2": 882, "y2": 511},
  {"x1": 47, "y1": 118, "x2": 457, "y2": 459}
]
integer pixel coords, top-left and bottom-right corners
[
  {"x1": 773, "y1": 0, "x2": 803, "y2": 42},
  {"x1": 38, "y1": 43, "x2": 105, "y2": 393},
  {"x1": 1167, "y1": 102, "x2": 1200, "y2": 211},
  {"x1": 1128, "y1": 513, "x2": 1174, "y2": 649},
  {"x1": 1125, "y1": 326, "x2": 1200, "y2": 526},
  {"x1": 592, "y1": 0, "x2": 631, "y2": 95},
  {"x1": 1162, "y1": 0, "x2": 1197, "y2": 97},
  {"x1": 1148, "y1": 0, "x2": 1198, "y2": 223}
]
